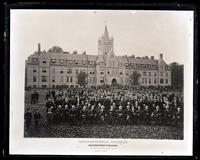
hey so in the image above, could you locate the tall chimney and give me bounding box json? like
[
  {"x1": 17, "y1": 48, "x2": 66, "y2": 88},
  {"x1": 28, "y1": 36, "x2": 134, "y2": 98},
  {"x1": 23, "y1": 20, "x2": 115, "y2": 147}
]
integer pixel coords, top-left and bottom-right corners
[
  {"x1": 159, "y1": 53, "x2": 163, "y2": 59},
  {"x1": 38, "y1": 43, "x2": 41, "y2": 55}
]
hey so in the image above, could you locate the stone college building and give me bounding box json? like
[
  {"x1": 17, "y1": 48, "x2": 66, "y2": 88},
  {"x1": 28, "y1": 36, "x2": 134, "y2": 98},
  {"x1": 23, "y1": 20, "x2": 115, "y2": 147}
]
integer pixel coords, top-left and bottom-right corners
[{"x1": 25, "y1": 25, "x2": 171, "y2": 88}]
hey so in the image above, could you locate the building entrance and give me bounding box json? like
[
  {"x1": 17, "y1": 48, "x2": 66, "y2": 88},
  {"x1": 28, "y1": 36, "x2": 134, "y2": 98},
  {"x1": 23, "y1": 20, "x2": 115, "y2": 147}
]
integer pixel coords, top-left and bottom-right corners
[{"x1": 111, "y1": 78, "x2": 117, "y2": 85}]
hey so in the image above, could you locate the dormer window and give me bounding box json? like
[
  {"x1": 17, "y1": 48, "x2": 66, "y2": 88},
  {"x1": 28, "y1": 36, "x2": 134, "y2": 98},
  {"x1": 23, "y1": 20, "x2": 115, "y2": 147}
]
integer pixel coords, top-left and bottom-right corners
[
  {"x1": 82, "y1": 60, "x2": 86, "y2": 65},
  {"x1": 75, "y1": 60, "x2": 79, "y2": 65},
  {"x1": 59, "y1": 59, "x2": 64, "y2": 64},
  {"x1": 51, "y1": 59, "x2": 56, "y2": 63},
  {"x1": 42, "y1": 60, "x2": 46, "y2": 64}
]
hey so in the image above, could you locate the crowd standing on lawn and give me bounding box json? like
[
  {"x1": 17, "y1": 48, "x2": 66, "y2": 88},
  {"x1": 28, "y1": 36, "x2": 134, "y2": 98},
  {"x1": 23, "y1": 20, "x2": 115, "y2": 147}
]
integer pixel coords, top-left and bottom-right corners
[{"x1": 24, "y1": 85, "x2": 183, "y2": 133}]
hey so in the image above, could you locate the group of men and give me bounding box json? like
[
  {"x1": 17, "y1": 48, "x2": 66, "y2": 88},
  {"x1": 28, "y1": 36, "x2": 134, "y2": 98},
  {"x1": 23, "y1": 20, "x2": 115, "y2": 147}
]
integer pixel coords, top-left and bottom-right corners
[
  {"x1": 44, "y1": 85, "x2": 183, "y2": 127},
  {"x1": 30, "y1": 91, "x2": 39, "y2": 104},
  {"x1": 24, "y1": 108, "x2": 41, "y2": 133}
]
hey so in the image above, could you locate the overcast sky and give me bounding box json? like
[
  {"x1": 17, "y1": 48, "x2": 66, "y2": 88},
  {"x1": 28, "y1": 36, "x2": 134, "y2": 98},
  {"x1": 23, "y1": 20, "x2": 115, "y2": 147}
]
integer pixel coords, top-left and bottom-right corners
[{"x1": 10, "y1": 10, "x2": 193, "y2": 64}]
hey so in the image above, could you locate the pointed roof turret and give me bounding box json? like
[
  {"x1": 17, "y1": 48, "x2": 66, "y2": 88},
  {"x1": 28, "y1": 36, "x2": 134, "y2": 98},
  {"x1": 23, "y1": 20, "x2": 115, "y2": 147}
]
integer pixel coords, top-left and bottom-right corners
[{"x1": 103, "y1": 25, "x2": 110, "y2": 42}]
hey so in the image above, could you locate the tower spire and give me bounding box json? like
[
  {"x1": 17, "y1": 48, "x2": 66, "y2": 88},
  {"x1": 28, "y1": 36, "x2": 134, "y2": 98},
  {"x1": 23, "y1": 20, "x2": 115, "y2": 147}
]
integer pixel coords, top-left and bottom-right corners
[{"x1": 104, "y1": 23, "x2": 110, "y2": 41}]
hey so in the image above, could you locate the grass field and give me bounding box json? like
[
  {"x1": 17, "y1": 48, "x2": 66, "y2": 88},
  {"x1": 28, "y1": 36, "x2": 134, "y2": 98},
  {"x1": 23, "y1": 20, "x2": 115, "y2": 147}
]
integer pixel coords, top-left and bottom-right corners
[{"x1": 24, "y1": 90, "x2": 183, "y2": 139}]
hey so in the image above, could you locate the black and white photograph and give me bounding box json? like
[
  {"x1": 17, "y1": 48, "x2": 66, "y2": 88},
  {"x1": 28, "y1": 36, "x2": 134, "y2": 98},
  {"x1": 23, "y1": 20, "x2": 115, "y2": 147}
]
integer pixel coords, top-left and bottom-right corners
[{"x1": 9, "y1": 10, "x2": 194, "y2": 155}]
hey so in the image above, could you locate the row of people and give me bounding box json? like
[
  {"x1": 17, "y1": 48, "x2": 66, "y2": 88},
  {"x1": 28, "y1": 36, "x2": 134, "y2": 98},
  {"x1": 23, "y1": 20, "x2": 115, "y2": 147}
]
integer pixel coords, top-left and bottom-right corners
[{"x1": 46, "y1": 103, "x2": 182, "y2": 127}]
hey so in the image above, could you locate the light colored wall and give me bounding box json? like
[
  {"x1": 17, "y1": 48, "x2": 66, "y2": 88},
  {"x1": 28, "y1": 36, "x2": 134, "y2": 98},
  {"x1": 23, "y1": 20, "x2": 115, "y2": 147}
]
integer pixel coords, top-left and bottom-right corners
[
  {"x1": 26, "y1": 57, "x2": 171, "y2": 88},
  {"x1": 26, "y1": 64, "x2": 39, "y2": 87}
]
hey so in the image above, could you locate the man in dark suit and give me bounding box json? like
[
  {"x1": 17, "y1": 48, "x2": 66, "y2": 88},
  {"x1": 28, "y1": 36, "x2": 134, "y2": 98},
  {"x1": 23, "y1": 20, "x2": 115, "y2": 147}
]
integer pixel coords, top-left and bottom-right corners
[
  {"x1": 24, "y1": 108, "x2": 32, "y2": 133},
  {"x1": 33, "y1": 109, "x2": 41, "y2": 131},
  {"x1": 151, "y1": 105, "x2": 162, "y2": 125},
  {"x1": 116, "y1": 105, "x2": 124, "y2": 124},
  {"x1": 143, "y1": 105, "x2": 151, "y2": 125}
]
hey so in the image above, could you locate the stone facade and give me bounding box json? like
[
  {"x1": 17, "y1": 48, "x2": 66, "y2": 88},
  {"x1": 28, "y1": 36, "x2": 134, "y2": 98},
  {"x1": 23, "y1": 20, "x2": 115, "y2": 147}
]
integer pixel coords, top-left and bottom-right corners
[{"x1": 25, "y1": 25, "x2": 171, "y2": 88}]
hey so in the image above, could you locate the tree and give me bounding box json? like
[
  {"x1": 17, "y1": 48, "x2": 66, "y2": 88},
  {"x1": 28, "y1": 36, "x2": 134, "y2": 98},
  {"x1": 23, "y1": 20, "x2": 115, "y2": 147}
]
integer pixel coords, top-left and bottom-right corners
[
  {"x1": 77, "y1": 71, "x2": 88, "y2": 87},
  {"x1": 48, "y1": 46, "x2": 63, "y2": 53},
  {"x1": 130, "y1": 71, "x2": 141, "y2": 85},
  {"x1": 170, "y1": 62, "x2": 184, "y2": 89}
]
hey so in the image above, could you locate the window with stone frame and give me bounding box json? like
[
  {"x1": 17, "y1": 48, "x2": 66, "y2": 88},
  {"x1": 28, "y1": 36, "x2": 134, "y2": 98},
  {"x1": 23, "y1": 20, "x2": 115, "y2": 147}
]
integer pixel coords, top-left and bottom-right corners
[
  {"x1": 100, "y1": 77, "x2": 104, "y2": 83},
  {"x1": 148, "y1": 72, "x2": 151, "y2": 76},
  {"x1": 160, "y1": 78, "x2": 164, "y2": 84},
  {"x1": 154, "y1": 79, "x2": 156, "y2": 84},
  {"x1": 33, "y1": 76, "x2": 37, "y2": 82},
  {"x1": 75, "y1": 60, "x2": 79, "y2": 65},
  {"x1": 82, "y1": 60, "x2": 86, "y2": 65},
  {"x1": 59, "y1": 59, "x2": 64, "y2": 64},
  {"x1": 149, "y1": 78, "x2": 151, "y2": 84},
  {"x1": 67, "y1": 68, "x2": 72, "y2": 74},
  {"x1": 75, "y1": 69, "x2": 78, "y2": 74},
  {"x1": 66, "y1": 77, "x2": 69, "y2": 83},
  {"x1": 51, "y1": 59, "x2": 56, "y2": 63},
  {"x1": 41, "y1": 76, "x2": 47, "y2": 82},
  {"x1": 70, "y1": 77, "x2": 73, "y2": 83}
]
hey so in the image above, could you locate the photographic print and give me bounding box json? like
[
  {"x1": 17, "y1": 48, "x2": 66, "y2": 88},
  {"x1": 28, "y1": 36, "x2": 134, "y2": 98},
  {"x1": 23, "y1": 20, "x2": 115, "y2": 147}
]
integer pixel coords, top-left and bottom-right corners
[{"x1": 10, "y1": 9, "x2": 193, "y2": 155}]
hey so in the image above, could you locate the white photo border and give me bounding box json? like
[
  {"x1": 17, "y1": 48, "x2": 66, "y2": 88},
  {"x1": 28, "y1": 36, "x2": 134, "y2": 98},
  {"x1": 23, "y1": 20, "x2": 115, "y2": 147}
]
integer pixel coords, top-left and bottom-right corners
[{"x1": 9, "y1": 9, "x2": 194, "y2": 156}]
